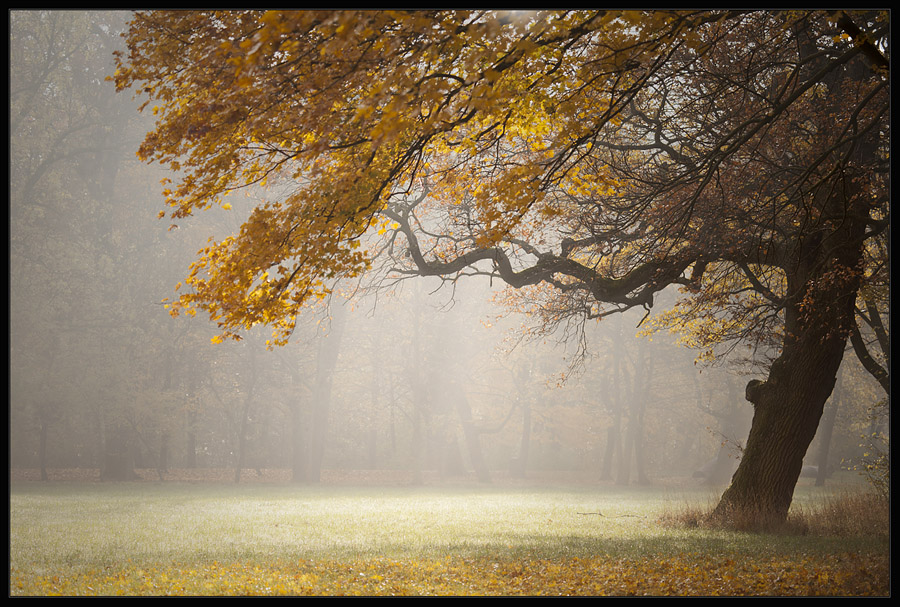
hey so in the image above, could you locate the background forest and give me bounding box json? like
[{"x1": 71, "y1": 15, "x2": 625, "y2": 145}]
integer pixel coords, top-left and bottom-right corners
[{"x1": 9, "y1": 10, "x2": 888, "y2": 493}]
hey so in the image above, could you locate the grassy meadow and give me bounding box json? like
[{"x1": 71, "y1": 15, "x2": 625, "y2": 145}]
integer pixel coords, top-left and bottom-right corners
[{"x1": 9, "y1": 473, "x2": 889, "y2": 596}]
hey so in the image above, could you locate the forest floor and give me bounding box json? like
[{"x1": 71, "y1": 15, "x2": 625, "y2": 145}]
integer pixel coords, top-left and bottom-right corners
[{"x1": 10, "y1": 471, "x2": 889, "y2": 596}]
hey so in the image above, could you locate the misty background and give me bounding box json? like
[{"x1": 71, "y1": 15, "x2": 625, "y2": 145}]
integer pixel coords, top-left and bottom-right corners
[{"x1": 9, "y1": 11, "x2": 886, "y2": 487}]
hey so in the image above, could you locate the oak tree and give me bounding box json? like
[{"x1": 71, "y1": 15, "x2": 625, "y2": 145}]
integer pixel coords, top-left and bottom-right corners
[{"x1": 115, "y1": 10, "x2": 889, "y2": 525}]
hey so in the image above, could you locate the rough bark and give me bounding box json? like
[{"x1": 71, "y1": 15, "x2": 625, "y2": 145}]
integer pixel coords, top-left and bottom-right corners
[{"x1": 714, "y1": 209, "x2": 866, "y2": 526}]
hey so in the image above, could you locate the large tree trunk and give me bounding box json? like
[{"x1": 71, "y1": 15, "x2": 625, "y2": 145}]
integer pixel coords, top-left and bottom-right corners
[
  {"x1": 714, "y1": 209, "x2": 866, "y2": 526},
  {"x1": 716, "y1": 339, "x2": 842, "y2": 523}
]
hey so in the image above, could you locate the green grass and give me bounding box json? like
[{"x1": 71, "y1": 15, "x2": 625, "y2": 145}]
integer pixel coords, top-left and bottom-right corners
[{"x1": 10, "y1": 478, "x2": 887, "y2": 574}]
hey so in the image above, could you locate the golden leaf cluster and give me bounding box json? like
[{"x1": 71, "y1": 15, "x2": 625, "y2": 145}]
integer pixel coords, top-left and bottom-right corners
[{"x1": 114, "y1": 10, "x2": 698, "y2": 343}]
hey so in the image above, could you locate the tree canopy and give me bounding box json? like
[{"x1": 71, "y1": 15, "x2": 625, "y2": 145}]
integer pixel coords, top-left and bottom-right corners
[{"x1": 115, "y1": 10, "x2": 889, "y2": 524}]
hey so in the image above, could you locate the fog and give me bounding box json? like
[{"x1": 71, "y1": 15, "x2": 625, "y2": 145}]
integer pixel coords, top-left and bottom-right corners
[{"x1": 9, "y1": 11, "x2": 884, "y2": 488}]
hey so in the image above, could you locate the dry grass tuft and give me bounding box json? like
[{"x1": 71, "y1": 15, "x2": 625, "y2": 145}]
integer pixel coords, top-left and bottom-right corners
[
  {"x1": 793, "y1": 491, "x2": 889, "y2": 537},
  {"x1": 659, "y1": 490, "x2": 889, "y2": 537}
]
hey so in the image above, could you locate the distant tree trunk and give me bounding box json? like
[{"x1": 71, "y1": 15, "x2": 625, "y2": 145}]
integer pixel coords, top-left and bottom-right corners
[
  {"x1": 282, "y1": 356, "x2": 307, "y2": 482},
  {"x1": 701, "y1": 444, "x2": 738, "y2": 485},
  {"x1": 697, "y1": 377, "x2": 748, "y2": 485},
  {"x1": 406, "y1": 293, "x2": 429, "y2": 485},
  {"x1": 631, "y1": 343, "x2": 652, "y2": 485},
  {"x1": 308, "y1": 300, "x2": 347, "y2": 483},
  {"x1": 512, "y1": 400, "x2": 532, "y2": 479},
  {"x1": 600, "y1": 408, "x2": 622, "y2": 481},
  {"x1": 38, "y1": 417, "x2": 49, "y2": 482},
  {"x1": 35, "y1": 345, "x2": 60, "y2": 482},
  {"x1": 599, "y1": 324, "x2": 623, "y2": 482},
  {"x1": 366, "y1": 428, "x2": 378, "y2": 470},
  {"x1": 609, "y1": 331, "x2": 653, "y2": 486},
  {"x1": 132, "y1": 436, "x2": 145, "y2": 469},
  {"x1": 410, "y1": 405, "x2": 426, "y2": 485},
  {"x1": 184, "y1": 373, "x2": 201, "y2": 468},
  {"x1": 814, "y1": 367, "x2": 842, "y2": 487},
  {"x1": 442, "y1": 432, "x2": 466, "y2": 476},
  {"x1": 511, "y1": 363, "x2": 533, "y2": 479},
  {"x1": 290, "y1": 400, "x2": 308, "y2": 482},
  {"x1": 157, "y1": 432, "x2": 169, "y2": 481},
  {"x1": 365, "y1": 366, "x2": 380, "y2": 470},
  {"x1": 185, "y1": 409, "x2": 198, "y2": 468},
  {"x1": 620, "y1": 404, "x2": 650, "y2": 485},
  {"x1": 387, "y1": 372, "x2": 398, "y2": 456},
  {"x1": 615, "y1": 355, "x2": 634, "y2": 485},
  {"x1": 234, "y1": 349, "x2": 258, "y2": 484},
  {"x1": 618, "y1": 422, "x2": 633, "y2": 485},
  {"x1": 453, "y1": 391, "x2": 491, "y2": 483},
  {"x1": 102, "y1": 423, "x2": 136, "y2": 481},
  {"x1": 630, "y1": 403, "x2": 650, "y2": 485}
]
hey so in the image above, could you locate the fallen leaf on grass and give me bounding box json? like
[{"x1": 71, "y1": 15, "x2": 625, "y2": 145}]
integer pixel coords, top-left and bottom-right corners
[{"x1": 10, "y1": 553, "x2": 889, "y2": 597}]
